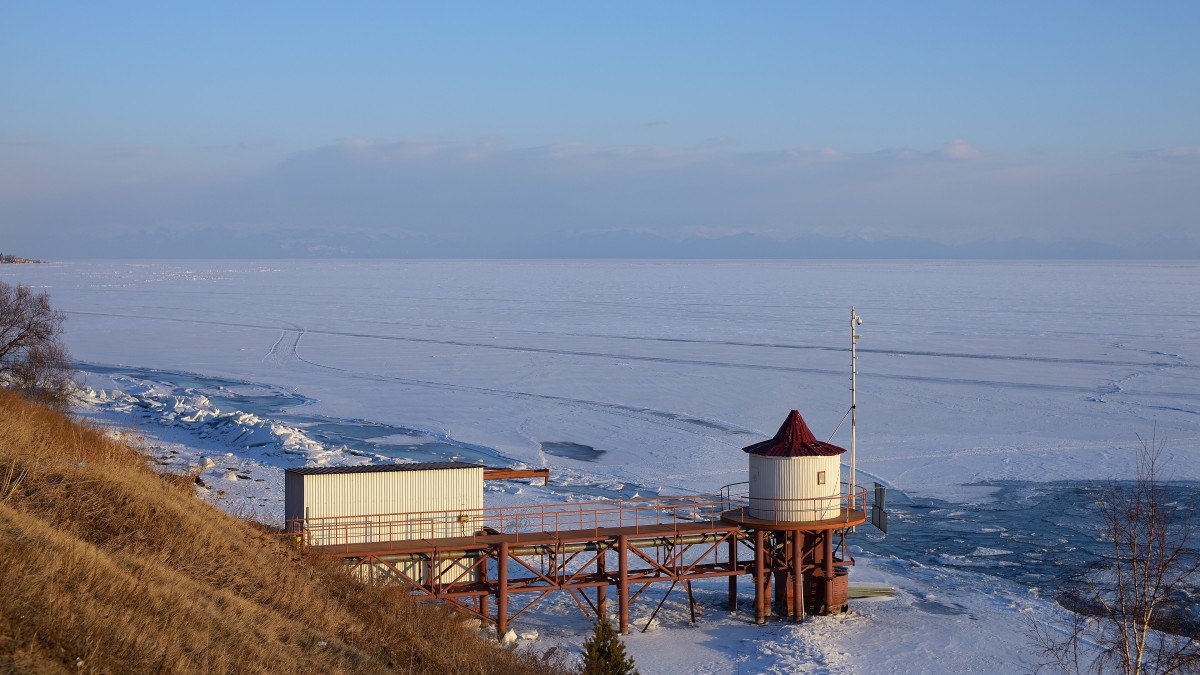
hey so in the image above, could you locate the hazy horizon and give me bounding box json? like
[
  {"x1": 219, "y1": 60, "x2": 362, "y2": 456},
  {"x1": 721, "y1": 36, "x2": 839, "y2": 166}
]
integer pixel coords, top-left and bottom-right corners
[
  {"x1": 11, "y1": 234, "x2": 1200, "y2": 261},
  {"x1": 4, "y1": 3, "x2": 1198, "y2": 260}
]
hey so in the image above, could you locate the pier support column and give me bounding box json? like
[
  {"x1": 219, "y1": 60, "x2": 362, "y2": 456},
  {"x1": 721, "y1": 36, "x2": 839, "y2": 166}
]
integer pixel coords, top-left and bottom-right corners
[
  {"x1": 597, "y1": 547, "x2": 608, "y2": 619},
  {"x1": 727, "y1": 535, "x2": 738, "y2": 611},
  {"x1": 822, "y1": 530, "x2": 834, "y2": 614},
  {"x1": 478, "y1": 554, "x2": 489, "y2": 619},
  {"x1": 618, "y1": 534, "x2": 629, "y2": 635},
  {"x1": 496, "y1": 542, "x2": 509, "y2": 639},
  {"x1": 792, "y1": 530, "x2": 804, "y2": 621},
  {"x1": 773, "y1": 533, "x2": 788, "y2": 616},
  {"x1": 753, "y1": 529, "x2": 765, "y2": 625}
]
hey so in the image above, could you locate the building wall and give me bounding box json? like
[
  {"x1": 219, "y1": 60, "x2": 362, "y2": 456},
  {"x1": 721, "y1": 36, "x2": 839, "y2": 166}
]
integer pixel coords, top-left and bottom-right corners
[
  {"x1": 284, "y1": 471, "x2": 305, "y2": 524},
  {"x1": 747, "y1": 455, "x2": 842, "y2": 522},
  {"x1": 292, "y1": 467, "x2": 484, "y2": 546}
]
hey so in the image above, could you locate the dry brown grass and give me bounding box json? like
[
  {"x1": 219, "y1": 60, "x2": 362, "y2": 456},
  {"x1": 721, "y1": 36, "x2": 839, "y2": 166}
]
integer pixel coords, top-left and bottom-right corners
[{"x1": 0, "y1": 390, "x2": 566, "y2": 674}]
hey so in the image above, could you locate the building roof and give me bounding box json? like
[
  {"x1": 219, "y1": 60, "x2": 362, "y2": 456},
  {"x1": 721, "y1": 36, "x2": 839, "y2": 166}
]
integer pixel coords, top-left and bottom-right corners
[
  {"x1": 742, "y1": 410, "x2": 847, "y2": 458},
  {"x1": 285, "y1": 461, "x2": 482, "y2": 476}
]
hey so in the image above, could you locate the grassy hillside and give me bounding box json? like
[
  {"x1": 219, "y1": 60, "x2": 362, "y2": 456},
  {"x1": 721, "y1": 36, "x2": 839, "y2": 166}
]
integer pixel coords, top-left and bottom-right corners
[{"x1": 0, "y1": 390, "x2": 562, "y2": 674}]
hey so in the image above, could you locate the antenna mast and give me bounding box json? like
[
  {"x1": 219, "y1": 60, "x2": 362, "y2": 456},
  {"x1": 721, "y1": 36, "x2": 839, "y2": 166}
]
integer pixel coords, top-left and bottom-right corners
[{"x1": 850, "y1": 307, "x2": 863, "y2": 505}]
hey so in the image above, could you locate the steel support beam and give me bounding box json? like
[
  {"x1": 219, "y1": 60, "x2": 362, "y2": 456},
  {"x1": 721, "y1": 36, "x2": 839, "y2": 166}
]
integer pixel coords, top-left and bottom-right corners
[
  {"x1": 773, "y1": 533, "x2": 788, "y2": 616},
  {"x1": 497, "y1": 542, "x2": 509, "y2": 639},
  {"x1": 792, "y1": 530, "x2": 803, "y2": 621},
  {"x1": 753, "y1": 529, "x2": 765, "y2": 624},
  {"x1": 728, "y1": 535, "x2": 738, "y2": 611},
  {"x1": 618, "y1": 534, "x2": 629, "y2": 634},
  {"x1": 823, "y1": 529, "x2": 834, "y2": 614},
  {"x1": 597, "y1": 548, "x2": 608, "y2": 619}
]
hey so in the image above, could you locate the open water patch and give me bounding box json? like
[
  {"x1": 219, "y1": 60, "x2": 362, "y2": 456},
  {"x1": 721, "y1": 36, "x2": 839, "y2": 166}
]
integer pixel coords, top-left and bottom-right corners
[
  {"x1": 540, "y1": 441, "x2": 605, "y2": 462},
  {"x1": 859, "y1": 479, "x2": 1200, "y2": 634}
]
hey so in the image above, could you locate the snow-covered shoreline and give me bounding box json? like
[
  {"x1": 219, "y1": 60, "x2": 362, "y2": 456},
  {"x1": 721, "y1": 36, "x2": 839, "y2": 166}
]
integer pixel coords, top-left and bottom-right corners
[
  {"x1": 74, "y1": 384, "x2": 1076, "y2": 674},
  {"x1": 12, "y1": 258, "x2": 1198, "y2": 673}
]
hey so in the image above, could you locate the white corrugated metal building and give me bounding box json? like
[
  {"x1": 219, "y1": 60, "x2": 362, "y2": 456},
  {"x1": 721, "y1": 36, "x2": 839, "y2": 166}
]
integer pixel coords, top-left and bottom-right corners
[
  {"x1": 285, "y1": 462, "x2": 484, "y2": 546},
  {"x1": 743, "y1": 410, "x2": 845, "y2": 522}
]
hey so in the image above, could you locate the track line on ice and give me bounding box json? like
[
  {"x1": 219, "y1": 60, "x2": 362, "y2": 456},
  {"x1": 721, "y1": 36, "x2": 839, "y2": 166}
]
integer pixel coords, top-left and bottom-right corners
[
  {"x1": 65, "y1": 311, "x2": 1199, "y2": 400},
  {"x1": 520, "y1": 328, "x2": 1189, "y2": 370},
  {"x1": 68, "y1": 310, "x2": 1197, "y2": 370},
  {"x1": 276, "y1": 324, "x2": 761, "y2": 439},
  {"x1": 262, "y1": 330, "x2": 288, "y2": 363}
]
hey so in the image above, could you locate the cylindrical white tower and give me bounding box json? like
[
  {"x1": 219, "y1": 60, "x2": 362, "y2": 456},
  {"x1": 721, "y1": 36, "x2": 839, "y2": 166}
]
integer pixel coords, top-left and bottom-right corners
[{"x1": 743, "y1": 410, "x2": 846, "y2": 522}]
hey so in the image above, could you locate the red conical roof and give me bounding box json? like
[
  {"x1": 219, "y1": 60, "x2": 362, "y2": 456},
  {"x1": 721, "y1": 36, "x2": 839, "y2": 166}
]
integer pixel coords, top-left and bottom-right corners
[{"x1": 742, "y1": 410, "x2": 846, "y2": 457}]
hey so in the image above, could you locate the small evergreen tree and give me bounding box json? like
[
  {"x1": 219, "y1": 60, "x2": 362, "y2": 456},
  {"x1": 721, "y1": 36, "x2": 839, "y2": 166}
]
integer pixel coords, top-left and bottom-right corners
[{"x1": 580, "y1": 616, "x2": 637, "y2": 675}]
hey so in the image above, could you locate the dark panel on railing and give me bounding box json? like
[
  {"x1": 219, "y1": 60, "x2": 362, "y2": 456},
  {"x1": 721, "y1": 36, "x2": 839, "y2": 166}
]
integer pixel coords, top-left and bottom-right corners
[{"x1": 871, "y1": 482, "x2": 888, "y2": 534}]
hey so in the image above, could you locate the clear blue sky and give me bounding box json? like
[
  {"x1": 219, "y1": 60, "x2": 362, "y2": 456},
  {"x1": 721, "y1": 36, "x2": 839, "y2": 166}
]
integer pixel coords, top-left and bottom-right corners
[{"x1": 3, "y1": 1, "x2": 1199, "y2": 257}]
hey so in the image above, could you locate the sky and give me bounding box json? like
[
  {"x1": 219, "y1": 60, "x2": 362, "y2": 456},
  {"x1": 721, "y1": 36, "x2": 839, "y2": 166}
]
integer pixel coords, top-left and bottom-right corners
[{"x1": 2, "y1": 1, "x2": 1199, "y2": 258}]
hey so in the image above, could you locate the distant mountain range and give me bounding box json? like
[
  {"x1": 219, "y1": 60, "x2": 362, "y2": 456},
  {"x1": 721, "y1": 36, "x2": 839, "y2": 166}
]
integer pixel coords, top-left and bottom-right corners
[
  {"x1": 42, "y1": 227, "x2": 1200, "y2": 260},
  {"x1": 501, "y1": 231, "x2": 1200, "y2": 260}
]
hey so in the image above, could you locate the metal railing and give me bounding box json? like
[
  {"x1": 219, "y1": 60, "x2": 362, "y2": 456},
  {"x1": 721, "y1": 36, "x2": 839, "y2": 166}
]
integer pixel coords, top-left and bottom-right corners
[
  {"x1": 287, "y1": 494, "x2": 739, "y2": 549},
  {"x1": 288, "y1": 485, "x2": 869, "y2": 550},
  {"x1": 719, "y1": 482, "x2": 867, "y2": 525}
]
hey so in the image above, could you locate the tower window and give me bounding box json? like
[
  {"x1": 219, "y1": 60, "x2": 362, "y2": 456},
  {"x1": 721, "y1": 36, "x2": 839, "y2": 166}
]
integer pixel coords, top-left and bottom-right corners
[{"x1": 817, "y1": 471, "x2": 826, "y2": 485}]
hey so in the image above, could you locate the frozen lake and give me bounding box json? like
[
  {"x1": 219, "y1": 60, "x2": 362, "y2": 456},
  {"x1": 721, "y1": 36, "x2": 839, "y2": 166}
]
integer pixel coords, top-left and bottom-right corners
[
  {"x1": 7, "y1": 259, "x2": 1197, "y2": 493},
  {"x1": 4, "y1": 259, "x2": 1198, "y2": 672}
]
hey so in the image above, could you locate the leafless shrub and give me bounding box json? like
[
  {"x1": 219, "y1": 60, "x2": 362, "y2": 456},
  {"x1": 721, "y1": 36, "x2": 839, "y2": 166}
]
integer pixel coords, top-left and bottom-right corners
[
  {"x1": 1032, "y1": 434, "x2": 1200, "y2": 674},
  {"x1": 0, "y1": 280, "x2": 75, "y2": 407}
]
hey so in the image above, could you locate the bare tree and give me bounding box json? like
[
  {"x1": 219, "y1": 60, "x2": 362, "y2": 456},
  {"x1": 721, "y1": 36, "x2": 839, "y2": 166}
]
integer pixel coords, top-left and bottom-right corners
[
  {"x1": 1033, "y1": 435, "x2": 1200, "y2": 674},
  {"x1": 0, "y1": 280, "x2": 74, "y2": 406}
]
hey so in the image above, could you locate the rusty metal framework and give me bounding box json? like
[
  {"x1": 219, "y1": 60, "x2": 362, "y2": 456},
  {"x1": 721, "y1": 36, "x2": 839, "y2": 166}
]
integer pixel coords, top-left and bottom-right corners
[
  {"x1": 483, "y1": 467, "x2": 550, "y2": 485},
  {"x1": 295, "y1": 487, "x2": 868, "y2": 636}
]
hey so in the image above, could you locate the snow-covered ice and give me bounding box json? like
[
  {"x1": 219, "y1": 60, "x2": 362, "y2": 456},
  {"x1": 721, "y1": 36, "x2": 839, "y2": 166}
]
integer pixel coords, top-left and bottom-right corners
[{"x1": 4, "y1": 259, "x2": 1198, "y2": 673}]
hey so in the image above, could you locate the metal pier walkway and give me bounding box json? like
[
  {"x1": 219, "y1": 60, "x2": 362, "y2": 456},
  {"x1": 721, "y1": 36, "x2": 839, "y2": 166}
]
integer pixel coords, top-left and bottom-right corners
[{"x1": 291, "y1": 490, "x2": 867, "y2": 636}]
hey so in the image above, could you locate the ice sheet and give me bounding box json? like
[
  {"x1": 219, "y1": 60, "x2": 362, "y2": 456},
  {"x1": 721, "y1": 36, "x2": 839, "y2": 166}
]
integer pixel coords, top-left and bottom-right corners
[
  {"x1": 4, "y1": 259, "x2": 1198, "y2": 673},
  {"x1": 7, "y1": 260, "x2": 1196, "y2": 495}
]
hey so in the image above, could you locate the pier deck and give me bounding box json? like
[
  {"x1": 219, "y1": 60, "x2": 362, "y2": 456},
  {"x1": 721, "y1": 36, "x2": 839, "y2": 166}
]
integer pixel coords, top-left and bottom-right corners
[{"x1": 293, "y1": 491, "x2": 867, "y2": 635}]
